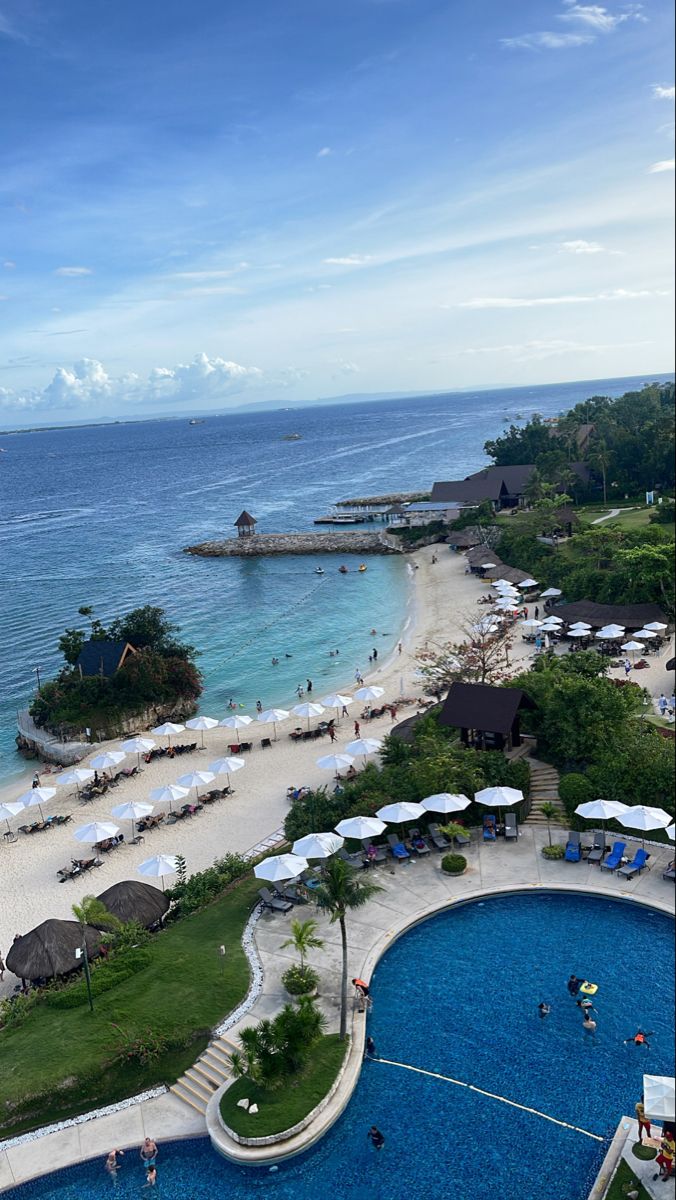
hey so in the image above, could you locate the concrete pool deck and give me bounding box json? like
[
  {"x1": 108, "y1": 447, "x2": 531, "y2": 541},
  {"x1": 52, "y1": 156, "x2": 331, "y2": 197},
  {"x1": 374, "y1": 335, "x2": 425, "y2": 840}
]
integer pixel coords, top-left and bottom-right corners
[{"x1": 1, "y1": 824, "x2": 673, "y2": 1190}]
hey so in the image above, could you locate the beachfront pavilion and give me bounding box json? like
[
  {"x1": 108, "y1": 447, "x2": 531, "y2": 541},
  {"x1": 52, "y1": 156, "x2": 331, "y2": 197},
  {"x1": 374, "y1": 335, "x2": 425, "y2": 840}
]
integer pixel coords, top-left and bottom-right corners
[
  {"x1": 555, "y1": 601, "x2": 670, "y2": 632},
  {"x1": 74, "y1": 639, "x2": 137, "y2": 678},
  {"x1": 234, "y1": 510, "x2": 257, "y2": 538},
  {"x1": 438, "y1": 682, "x2": 535, "y2": 752},
  {"x1": 430, "y1": 462, "x2": 591, "y2": 511}
]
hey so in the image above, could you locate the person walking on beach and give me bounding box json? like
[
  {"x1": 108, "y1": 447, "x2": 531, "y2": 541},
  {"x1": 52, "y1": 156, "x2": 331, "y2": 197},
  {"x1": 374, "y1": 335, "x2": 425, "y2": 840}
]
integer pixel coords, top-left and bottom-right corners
[
  {"x1": 354, "y1": 720, "x2": 361, "y2": 738},
  {"x1": 328, "y1": 725, "x2": 337, "y2": 743},
  {"x1": 397, "y1": 641, "x2": 402, "y2": 655},
  {"x1": 341, "y1": 702, "x2": 349, "y2": 717},
  {"x1": 624, "y1": 659, "x2": 632, "y2": 676},
  {"x1": 658, "y1": 694, "x2": 668, "y2": 717},
  {"x1": 534, "y1": 606, "x2": 539, "y2": 619}
]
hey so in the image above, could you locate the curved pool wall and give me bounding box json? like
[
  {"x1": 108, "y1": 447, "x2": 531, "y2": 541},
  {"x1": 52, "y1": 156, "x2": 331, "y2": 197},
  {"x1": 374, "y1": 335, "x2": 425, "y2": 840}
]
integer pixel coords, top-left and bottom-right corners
[{"x1": 3, "y1": 889, "x2": 673, "y2": 1200}]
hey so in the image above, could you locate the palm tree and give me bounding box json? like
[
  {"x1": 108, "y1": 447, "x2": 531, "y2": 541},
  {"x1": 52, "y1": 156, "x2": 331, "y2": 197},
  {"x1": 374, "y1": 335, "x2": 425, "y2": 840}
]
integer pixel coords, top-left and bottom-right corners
[
  {"x1": 312, "y1": 856, "x2": 383, "y2": 1041},
  {"x1": 539, "y1": 802, "x2": 559, "y2": 848},
  {"x1": 439, "y1": 821, "x2": 468, "y2": 853},
  {"x1": 71, "y1": 894, "x2": 120, "y2": 1013},
  {"x1": 281, "y1": 918, "x2": 324, "y2": 973}
]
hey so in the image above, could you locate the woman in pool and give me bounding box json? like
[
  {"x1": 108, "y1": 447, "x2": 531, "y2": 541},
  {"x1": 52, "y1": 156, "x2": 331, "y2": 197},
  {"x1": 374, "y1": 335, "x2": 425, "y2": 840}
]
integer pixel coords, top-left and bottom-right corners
[{"x1": 143, "y1": 1165, "x2": 158, "y2": 1188}]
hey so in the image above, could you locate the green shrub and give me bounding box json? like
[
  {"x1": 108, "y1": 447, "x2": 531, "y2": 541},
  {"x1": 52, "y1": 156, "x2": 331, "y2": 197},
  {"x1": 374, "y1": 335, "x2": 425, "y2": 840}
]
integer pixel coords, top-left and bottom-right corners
[
  {"x1": 45, "y1": 948, "x2": 151, "y2": 1010},
  {"x1": 165, "y1": 852, "x2": 250, "y2": 914},
  {"x1": 282, "y1": 965, "x2": 319, "y2": 996},
  {"x1": 541, "y1": 843, "x2": 565, "y2": 860},
  {"x1": 0, "y1": 993, "x2": 38, "y2": 1031},
  {"x1": 559, "y1": 773, "x2": 594, "y2": 818},
  {"x1": 441, "y1": 853, "x2": 467, "y2": 875}
]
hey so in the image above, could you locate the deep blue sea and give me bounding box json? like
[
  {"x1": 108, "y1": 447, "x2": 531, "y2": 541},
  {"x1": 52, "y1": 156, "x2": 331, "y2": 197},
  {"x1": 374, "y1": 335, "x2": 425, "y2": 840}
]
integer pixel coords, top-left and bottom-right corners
[
  {"x1": 0, "y1": 374, "x2": 668, "y2": 784},
  {"x1": 4, "y1": 893, "x2": 674, "y2": 1200}
]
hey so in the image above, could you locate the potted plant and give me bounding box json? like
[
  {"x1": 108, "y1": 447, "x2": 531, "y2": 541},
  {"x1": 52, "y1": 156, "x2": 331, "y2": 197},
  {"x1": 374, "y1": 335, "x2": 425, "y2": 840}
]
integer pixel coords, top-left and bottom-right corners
[
  {"x1": 281, "y1": 918, "x2": 324, "y2": 997},
  {"x1": 541, "y1": 843, "x2": 565, "y2": 860},
  {"x1": 441, "y1": 852, "x2": 467, "y2": 876}
]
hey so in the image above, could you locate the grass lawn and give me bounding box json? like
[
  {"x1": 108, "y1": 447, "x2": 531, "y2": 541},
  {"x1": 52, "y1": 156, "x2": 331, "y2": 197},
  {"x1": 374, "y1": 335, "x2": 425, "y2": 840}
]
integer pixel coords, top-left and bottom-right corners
[
  {"x1": 576, "y1": 506, "x2": 653, "y2": 531},
  {"x1": 0, "y1": 876, "x2": 260, "y2": 1135},
  {"x1": 220, "y1": 1034, "x2": 347, "y2": 1137},
  {"x1": 606, "y1": 1158, "x2": 651, "y2": 1199}
]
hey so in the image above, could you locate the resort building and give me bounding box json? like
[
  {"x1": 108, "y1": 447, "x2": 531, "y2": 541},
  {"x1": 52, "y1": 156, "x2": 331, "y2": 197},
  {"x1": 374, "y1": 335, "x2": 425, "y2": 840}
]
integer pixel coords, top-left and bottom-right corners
[
  {"x1": 438, "y1": 681, "x2": 535, "y2": 751},
  {"x1": 430, "y1": 462, "x2": 591, "y2": 510},
  {"x1": 75, "y1": 639, "x2": 137, "y2": 678}
]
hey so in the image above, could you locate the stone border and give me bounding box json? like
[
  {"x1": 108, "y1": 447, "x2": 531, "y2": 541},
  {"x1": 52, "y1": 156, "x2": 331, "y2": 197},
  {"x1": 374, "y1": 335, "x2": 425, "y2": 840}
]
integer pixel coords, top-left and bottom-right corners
[
  {"x1": 213, "y1": 902, "x2": 264, "y2": 1036},
  {"x1": 206, "y1": 882, "x2": 674, "y2": 1166},
  {"x1": 586, "y1": 1119, "x2": 632, "y2": 1200},
  {"x1": 0, "y1": 1087, "x2": 168, "y2": 1156}
]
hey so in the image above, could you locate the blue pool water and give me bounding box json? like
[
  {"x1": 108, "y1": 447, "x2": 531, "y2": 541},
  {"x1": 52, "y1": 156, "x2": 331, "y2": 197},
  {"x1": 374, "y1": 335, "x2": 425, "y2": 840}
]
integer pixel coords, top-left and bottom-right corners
[{"x1": 5, "y1": 893, "x2": 674, "y2": 1200}]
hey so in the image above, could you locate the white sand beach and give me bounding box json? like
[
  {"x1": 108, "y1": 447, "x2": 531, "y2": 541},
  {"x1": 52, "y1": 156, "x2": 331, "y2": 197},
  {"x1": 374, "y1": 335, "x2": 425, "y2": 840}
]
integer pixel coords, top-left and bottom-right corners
[{"x1": 0, "y1": 545, "x2": 672, "y2": 994}]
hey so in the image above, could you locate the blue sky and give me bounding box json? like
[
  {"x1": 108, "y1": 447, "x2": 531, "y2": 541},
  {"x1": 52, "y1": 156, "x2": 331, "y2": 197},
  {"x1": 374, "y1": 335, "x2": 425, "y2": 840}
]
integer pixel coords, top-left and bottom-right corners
[{"x1": 0, "y1": 0, "x2": 674, "y2": 420}]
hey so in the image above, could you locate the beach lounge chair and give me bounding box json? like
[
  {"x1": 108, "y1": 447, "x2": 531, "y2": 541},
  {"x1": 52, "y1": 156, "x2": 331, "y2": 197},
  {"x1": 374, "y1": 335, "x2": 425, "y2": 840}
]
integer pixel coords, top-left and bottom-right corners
[
  {"x1": 586, "y1": 833, "x2": 606, "y2": 864},
  {"x1": 258, "y1": 887, "x2": 292, "y2": 913},
  {"x1": 483, "y1": 815, "x2": 497, "y2": 842},
  {"x1": 360, "y1": 839, "x2": 388, "y2": 865},
  {"x1": 408, "y1": 829, "x2": 431, "y2": 855},
  {"x1": 274, "y1": 883, "x2": 307, "y2": 904},
  {"x1": 428, "y1": 823, "x2": 450, "y2": 850},
  {"x1": 564, "y1": 832, "x2": 581, "y2": 862},
  {"x1": 339, "y1": 847, "x2": 365, "y2": 869},
  {"x1": 504, "y1": 813, "x2": 518, "y2": 841},
  {"x1": 599, "y1": 841, "x2": 626, "y2": 872},
  {"x1": 387, "y1": 834, "x2": 410, "y2": 861},
  {"x1": 260, "y1": 737, "x2": 272, "y2": 749},
  {"x1": 453, "y1": 827, "x2": 471, "y2": 847},
  {"x1": 662, "y1": 863, "x2": 676, "y2": 881},
  {"x1": 618, "y1": 848, "x2": 650, "y2": 879}
]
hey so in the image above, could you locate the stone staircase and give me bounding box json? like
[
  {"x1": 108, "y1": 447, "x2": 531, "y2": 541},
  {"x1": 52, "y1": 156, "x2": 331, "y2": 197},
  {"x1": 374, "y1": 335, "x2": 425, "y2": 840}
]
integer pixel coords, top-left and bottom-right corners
[
  {"x1": 525, "y1": 757, "x2": 565, "y2": 826},
  {"x1": 170, "y1": 1033, "x2": 238, "y2": 1115}
]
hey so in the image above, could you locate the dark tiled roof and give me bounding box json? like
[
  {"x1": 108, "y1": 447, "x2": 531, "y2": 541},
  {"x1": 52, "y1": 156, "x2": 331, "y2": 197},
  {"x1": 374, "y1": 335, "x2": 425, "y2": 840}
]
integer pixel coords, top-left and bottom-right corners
[
  {"x1": 439, "y1": 683, "x2": 534, "y2": 735},
  {"x1": 234, "y1": 510, "x2": 257, "y2": 526},
  {"x1": 431, "y1": 462, "x2": 590, "y2": 504},
  {"x1": 554, "y1": 601, "x2": 670, "y2": 629},
  {"x1": 75, "y1": 640, "x2": 134, "y2": 678}
]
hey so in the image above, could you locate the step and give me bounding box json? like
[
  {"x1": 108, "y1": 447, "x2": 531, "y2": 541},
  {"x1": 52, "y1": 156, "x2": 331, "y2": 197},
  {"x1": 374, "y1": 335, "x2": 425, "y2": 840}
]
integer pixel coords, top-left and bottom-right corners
[
  {"x1": 191, "y1": 1061, "x2": 223, "y2": 1090},
  {"x1": 208, "y1": 1042, "x2": 234, "y2": 1067},
  {"x1": 169, "y1": 1082, "x2": 207, "y2": 1115},
  {"x1": 201, "y1": 1053, "x2": 231, "y2": 1081},
  {"x1": 181, "y1": 1072, "x2": 213, "y2": 1102}
]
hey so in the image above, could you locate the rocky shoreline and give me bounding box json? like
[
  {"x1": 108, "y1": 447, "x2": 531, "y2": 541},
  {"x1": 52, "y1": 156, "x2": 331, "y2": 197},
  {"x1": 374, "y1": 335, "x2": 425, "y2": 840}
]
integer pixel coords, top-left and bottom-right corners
[{"x1": 184, "y1": 531, "x2": 402, "y2": 556}]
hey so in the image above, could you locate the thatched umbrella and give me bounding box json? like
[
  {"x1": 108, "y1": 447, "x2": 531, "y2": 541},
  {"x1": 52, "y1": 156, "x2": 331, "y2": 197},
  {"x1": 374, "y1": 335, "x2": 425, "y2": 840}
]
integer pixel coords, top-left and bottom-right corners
[
  {"x1": 6, "y1": 919, "x2": 101, "y2": 981},
  {"x1": 96, "y1": 880, "x2": 169, "y2": 927}
]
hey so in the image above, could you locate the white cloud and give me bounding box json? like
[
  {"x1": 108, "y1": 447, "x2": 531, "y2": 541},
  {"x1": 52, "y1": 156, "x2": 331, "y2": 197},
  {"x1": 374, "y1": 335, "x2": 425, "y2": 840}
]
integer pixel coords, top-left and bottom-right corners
[
  {"x1": 648, "y1": 159, "x2": 675, "y2": 173},
  {"x1": 559, "y1": 2, "x2": 645, "y2": 32},
  {"x1": 560, "y1": 239, "x2": 605, "y2": 254},
  {"x1": 457, "y1": 288, "x2": 669, "y2": 308},
  {"x1": 0, "y1": 352, "x2": 262, "y2": 412},
  {"x1": 448, "y1": 337, "x2": 653, "y2": 362},
  {"x1": 322, "y1": 254, "x2": 373, "y2": 265},
  {"x1": 317, "y1": 147, "x2": 333, "y2": 157},
  {"x1": 54, "y1": 266, "x2": 93, "y2": 277},
  {"x1": 652, "y1": 85, "x2": 675, "y2": 100},
  {"x1": 501, "y1": 32, "x2": 593, "y2": 49},
  {"x1": 3, "y1": 261, "x2": 15, "y2": 269}
]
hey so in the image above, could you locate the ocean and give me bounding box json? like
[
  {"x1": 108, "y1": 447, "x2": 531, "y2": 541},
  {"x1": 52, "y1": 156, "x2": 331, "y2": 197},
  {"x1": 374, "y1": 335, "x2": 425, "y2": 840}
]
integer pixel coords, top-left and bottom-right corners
[{"x1": 0, "y1": 374, "x2": 668, "y2": 784}]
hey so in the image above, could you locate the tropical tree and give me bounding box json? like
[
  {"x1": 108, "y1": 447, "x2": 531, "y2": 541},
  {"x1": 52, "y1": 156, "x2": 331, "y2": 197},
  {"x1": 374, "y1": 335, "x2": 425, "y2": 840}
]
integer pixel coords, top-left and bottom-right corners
[
  {"x1": 71, "y1": 895, "x2": 120, "y2": 1012},
  {"x1": 312, "y1": 857, "x2": 383, "y2": 1040},
  {"x1": 281, "y1": 918, "x2": 324, "y2": 973},
  {"x1": 439, "y1": 821, "x2": 469, "y2": 852},
  {"x1": 539, "y1": 802, "x2": 559, "y2": 847},
  {"x1": 416, "y1": 611, "x2": 516, "y2": 691}
]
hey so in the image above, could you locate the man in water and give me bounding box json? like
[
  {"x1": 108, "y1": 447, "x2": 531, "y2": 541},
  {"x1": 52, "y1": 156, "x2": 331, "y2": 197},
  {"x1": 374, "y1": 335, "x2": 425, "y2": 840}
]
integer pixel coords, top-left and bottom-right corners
[
  {"x1": 538, "y1": 1002, "x2": 551, "y2": 1018},
  {"x1": 105, "y1": 1149, "x2": 124, "y2": 1175},
  {"x1": 624, "y1": 1029, "x2": 653, "y2": 1048},
  {"x1": 582, "y1": 1014, "x2": 597, "y2": 1039},
  {"x1": 306, "y1": 679, "x2": 313, "y2": 693},
  {"x1": 365, "y1": 1036, "x2": 377, "y2": 1059},
  {"x1": 567, "y1": 975, "x2": 582, "y2": 996},
  {"x1": 367, "y1": 1126, "x2": 385, "y2": 1150}
]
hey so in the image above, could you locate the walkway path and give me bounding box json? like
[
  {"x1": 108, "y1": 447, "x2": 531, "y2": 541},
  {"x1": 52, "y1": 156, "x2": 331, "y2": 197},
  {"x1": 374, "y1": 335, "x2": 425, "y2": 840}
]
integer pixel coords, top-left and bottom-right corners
[
  {"x1": 590, "y1": 508, "x2": 623, "y2": 524},
  {"x1": 525, "y1": 756, "x2": 564, "y2": 826}
]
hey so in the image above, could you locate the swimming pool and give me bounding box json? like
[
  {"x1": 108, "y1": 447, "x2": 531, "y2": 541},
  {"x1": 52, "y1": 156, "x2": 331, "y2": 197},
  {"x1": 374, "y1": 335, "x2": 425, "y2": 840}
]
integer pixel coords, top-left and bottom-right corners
[{"x1": 5, "y1": 893, "x2": 674, "y2": 1200}]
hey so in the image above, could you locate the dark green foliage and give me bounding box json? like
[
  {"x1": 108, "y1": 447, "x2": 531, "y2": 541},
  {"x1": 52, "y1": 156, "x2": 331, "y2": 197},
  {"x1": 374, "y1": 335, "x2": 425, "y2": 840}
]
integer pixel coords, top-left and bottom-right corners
[
  {"x1": 558, "y1": 773, "x2": 594, "y2": 819},
  {"x1": 441, "y1": 853, "x2": 467, "y2": 874},
  {"x1": 388, "y1": 520, "x2": 446, "y2": 545},
  {"x1": 235, "y1": 998, "x2": 327, "y2": 1088},
  {"x1": 586, "y1": 725, "x2": 675, "y2": 813},
  {"x1": 649, "y1": 500, "x2": 675, "y2": 524},
  {"x1": 164, "y1": 853, "x2": 250, "y2": 914},
  {"x1": 221, "y1": 1034, "x2": 346, "y2": 1138},
  {"x1": 542, "y1": 844, "x2": 565, "y2": 860},
  {"x1": 282, "y1": 964, "x2": 320, "y2": 995},
  {"x1": 447, "y1": 501, "x2": 496, "y2": 530},
  {"x1": 45, "y1": 948, "x2": 151, "y2": 1010}
]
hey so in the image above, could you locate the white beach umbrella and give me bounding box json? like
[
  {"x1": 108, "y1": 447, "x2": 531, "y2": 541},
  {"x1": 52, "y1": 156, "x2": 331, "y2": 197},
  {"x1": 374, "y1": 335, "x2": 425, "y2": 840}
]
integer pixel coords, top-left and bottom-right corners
[
  {"x1": 520, "y1": 620, "x2": 543, "y2": 634},
  {"x1": 540, "y1": 587, "x2": 562, "y2": 598},
  {"x1": 569, "y1": 621, "x2": 592, "y2": 631},
  {"x1": 493, "y1": 578, "x2": 516, "y2": 590},
  {"x1": 185, "y1": 715, "x2": 219, "y2": 748},
  {"x1": 74, "y1": 820, "x2": 121, "y2": 846},
  {"x1": 541, "y1": 615, "x2": 563, "y2": 625},
  {"x1": 254, "y1": 853, "x2": 308, "y2": 883},
  {"x1": 151, "y1": 722, "x2": 185, "y2": 744},
  {"x1": 474, "y1": 786, "x2": 523, "y2": 809},
  {"x1": 494, "y1": 598, "x2": 519, "y2": 610},
  {"x1": 316, "y1": 753, "x2": 355, "y2": 772},
  {"x1": 353, "y1": 686, "x2": 385, "y2": 702},
  {"x1": 643, "y1": 1075, "x2": 675, "y2": 1123},
  {"x1": 643, "y1": 622, "x2": 668, "y2": 632},
  {"x1": 335, "y1": 815, "x2": 386, "y2": 840},
  {"x1": 138, "y1": 854, "x2": 180, "y2": 890},
  {"x1": 320, "y1": 693, "x2": 353, "y2": 722},
  {"x1": 17, "y1": 787, "x2": 57, "y2": 822},
  {"x1": 634, "y1": 628, "x2": 658, "y2": 640},
  {"x1": 256, "y1": 708, "x2": 290, "y2": 740},
  {"x1": 218, "y1": 713, "x2": 253, "y2": 744},
  {"x1": 666, "y1": 823, "x2": 675, "y2": 841},
  {"x1": 120, "y1": 736, "x2": 156, "y2": 767},
  {"x1": 617, "y1": 804, "x2": 672, "y2": 850},
  {"x1": 420, "y1": 792, "x2": 471, "y2": 815},
  {"x1": 111, "y1": 800, "x2": 153, "y2": 841},
  {"x1": 567, "y1": 629, "x2": 590, "y2": 639},
  {"x1": 494, "y1": 586, "x2": 519, "y2": 597},
  {"x1": 148, "y1": 782, "x2": 190, "y2": 813},
  {"x1": 345, "y1": 737, "x2": 383, "y2": 764},
  {"x1": 176, "y1": 770, "x2": 215, "y2": 802},
  {"x1": 518, "y1": 578, "x2": 539, "y2": 589},
  {"x1": 0, "y1": 801, "x2": 24, "y2": 837},
  {"x1": 595, "y1": 625, "x2": 625, "y2": 640},
  {"x1": 575, "y1": 798, "x2": 629, "y2": 829},
  {"x1": 376, "y1": 801, "x2": 425, "y2": 827},
  {"x1": 208, "y1": 756, "x2": 246, "y2": 789},
  {"x1": 472, "y1": 617, "x2": 499, "y2": 636},
  {"x1": 292, "y1": 831, "x2": 344, "y2": 859},
  {"x1": 89, "y1": 750, "x2": 126, "y2": 771},
  {"x1": 621, "y1": 640, "x2": 645, "y2": 653},
  {"x1": 480, "y1": 562, "x2": 497, "y2": 570},
  {"x1": 292, "y1": 701, "x2": 325, "y2": 730},
  {"x1": 55, "y1": 767, "x2": 95, "y2": 798}
]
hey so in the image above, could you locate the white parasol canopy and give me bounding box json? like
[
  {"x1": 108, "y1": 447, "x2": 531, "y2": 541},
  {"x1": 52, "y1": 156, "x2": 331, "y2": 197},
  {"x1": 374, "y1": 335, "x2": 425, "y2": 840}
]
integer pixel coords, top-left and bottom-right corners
[
  {"x1": 345, "y1": 738, "x2": 383, "y2": 760},
  {"x1": 89, "y1": 750, "x2": 126, "y2": 771},
  {"x1": 256, "y1": 708, "x2": 290, "y2": 739},
  {"x1": 0, "y1": 801, "x2": 24, "y2": 837},
  {"x1": 111, "y1": 800, "x2": 153, "y2": 841},
  {"x1": 218, "y1": 714, "x2": 253, "y2": 743},
  {"x1": 151, "y1": 722, "x2": 185, "y2": 740},
  {"x1": 292, "y1": 831, "x2": 344, "y2": 858},
  {"x1": 137, "y1": 854, "x2": 180, "y2": 889},
  {"x1": 420, "y1": 793, "x2": 471, "y2": 815},
  {"x1": 520, "y1": 619, "x2": 543, "y2": 634},
  {"x1": 316, "y1": 753, "x2": 355, "y2": 771},
  {"x1": 621, "y1": 640, "x2": 645, "y2": 652},
  {"x1": 176, "y1": 770, "x2": 215, "y2": 801},
  {"x1": 17, "y1": 787, "x2": 57, "y2": 821},
  {"x1": 568, "y1": 629, "x2": 590, "y2": 638},
  {"x1": 495, "y1": 599, "x2": 520, "y2": 610},
  {"x1": 376, "y1": 801, "x2": 425, "y2": 824},
  {"x1": 292, "y1": 701, "x2": 325, "y2": 729},
  {"x1": 540, "y1": 615, "x2": 563, "y2": 625},
  {"x1": 595, "y1": 625, "x2": 625, "y2": 640},
  {"x1": 540, "y1": 587, "x2": 562, "y2": 598},
  {"x1": 634, "y1": 628, "x2": 658, "y2": 640},
  {"x1": 354, "y1": 686, "x2": 385, "y2": 702},
  {"x1": 480, "y1": 562, "x2": 497, "y2": 570},
  {"x1": 643, "y1": 1075, "x2": 675, "y2": 1122},
  {"x1": 666, "y1": 823, "x2": 675, "y2": 841},
  {"x1": 121, "y1": 736, "x2": 156, "y2": 754},
  {"x1": 569, "y1": 621, "x2": 592, "y2": 630},
  {"x1": 335, "y1": 815, "x2": 386, "y2": 839},
  {"x1": 617, "y1": 804, "x2": 671, "y2": 832},
  {"x1": 643, "y1": 622, "x2": 668, "y2": 632},
  {"x1": 518, "y1": 578, "x2": 539, "y2": 589},
  {"x1": 148, "y1": 783, "x2": 189, "y2": 813},
  {"x1": 208, "y1": 757, "x2": 245, "y2": 788},
  {"x1": 73, "y1": 820, "x2": 120, "y2": 844},
  {"x1": 575, "y1": 799, "x2": 629, "y2": 821},
  {"x1": 254, "y1": 853, "x2": 308, "y2": 882},
  {"x1": 474, "y1": 785, "x2": 523, "y2": 808},
  {"x1": 185, "y1": 715, "x2": 219, "y2": 747},
  {"x1": 55, "y1": 768, "x2": 95, "y2": 793},
  {"x1": 493, "y1": 578, "x2": 516, "y2": 590}
]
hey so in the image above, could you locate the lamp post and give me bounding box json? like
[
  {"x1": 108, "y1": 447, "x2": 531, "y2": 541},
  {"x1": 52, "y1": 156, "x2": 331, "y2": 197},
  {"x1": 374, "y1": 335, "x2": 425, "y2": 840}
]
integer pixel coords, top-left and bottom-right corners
[{"x1": 75, "y1": 943, "x2": 94, "y2": 1013}]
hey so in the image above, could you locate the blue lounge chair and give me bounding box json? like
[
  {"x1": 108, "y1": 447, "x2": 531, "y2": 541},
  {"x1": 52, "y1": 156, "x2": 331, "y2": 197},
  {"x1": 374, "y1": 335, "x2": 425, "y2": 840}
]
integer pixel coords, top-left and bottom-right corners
[
  {"x1": 618, "y1": 848, "x2": 650, "y2": 879},
  {"x1": 387, "y1": 834, "x2": 410, "y2": 861},
  {"x1": 483, "y1": 815, "x2": 497, "y2": 841},
  {"x1": 599, "y1": 841, "x2": 626, "y2": 872},
  {"x1": 565, "y1": 832, "x2": 581, "y2": 862}
]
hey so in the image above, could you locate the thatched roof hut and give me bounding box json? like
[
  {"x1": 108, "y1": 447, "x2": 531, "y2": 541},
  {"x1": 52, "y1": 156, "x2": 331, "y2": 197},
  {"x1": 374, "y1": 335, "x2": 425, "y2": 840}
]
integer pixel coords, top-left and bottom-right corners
[
  {"x1": 96, "y1": 880, "x2": 169, "y2": 928},
  {"x1": 6, "y1": 920, "x2": 101, "y2": 981}
]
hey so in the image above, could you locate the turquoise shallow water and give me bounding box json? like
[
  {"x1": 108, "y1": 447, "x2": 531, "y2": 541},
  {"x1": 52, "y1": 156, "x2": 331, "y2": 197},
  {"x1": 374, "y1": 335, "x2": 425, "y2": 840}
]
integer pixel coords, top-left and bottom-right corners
[
  {"x1": 4, "y1": 893, "x2": 674, "y2": 1200},
  {"x1": 0, "y1": 374, "x2": 664, "y2": 784}
]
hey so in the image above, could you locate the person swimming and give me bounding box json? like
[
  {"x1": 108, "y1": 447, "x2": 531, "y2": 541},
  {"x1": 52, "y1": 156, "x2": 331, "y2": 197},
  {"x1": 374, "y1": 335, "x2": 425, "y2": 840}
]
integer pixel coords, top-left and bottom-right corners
[
  {"x1": 623, "y1": 1029, "x2": 653, "y2": 1047},
  {"x1": 538, "y1": 1002, "x2": 551, "y2": 1017}
]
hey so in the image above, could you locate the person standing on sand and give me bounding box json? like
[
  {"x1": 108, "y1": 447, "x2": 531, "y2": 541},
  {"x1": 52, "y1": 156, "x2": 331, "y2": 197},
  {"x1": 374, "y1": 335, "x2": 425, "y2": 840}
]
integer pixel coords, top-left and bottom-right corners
[
  {"x1": 398, "y1": 642, "x2": 402, "y2": 655},
  {"x1": 329, "y1": 726, "x2": 337, "y2": 743},
  {"x1": 354, "y1": 720, "x2": 360, "y2": 738},
  {"x1": 341, "y1": 703, "x2": 349, "y2": 717},
  {"x1": 0, "y1": 951, "x2": 4, "y2": 981}
]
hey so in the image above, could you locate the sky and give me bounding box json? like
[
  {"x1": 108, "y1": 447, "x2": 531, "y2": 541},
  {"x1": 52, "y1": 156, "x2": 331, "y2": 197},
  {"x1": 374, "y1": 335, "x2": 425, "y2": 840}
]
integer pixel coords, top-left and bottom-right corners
[{"x1": 0, "y1": 0, "x2": 674, "y2": 421}]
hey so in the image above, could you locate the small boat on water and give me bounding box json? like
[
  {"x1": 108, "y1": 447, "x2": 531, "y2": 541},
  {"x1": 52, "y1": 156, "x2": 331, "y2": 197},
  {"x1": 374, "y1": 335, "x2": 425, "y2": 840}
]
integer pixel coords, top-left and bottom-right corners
[
  {"x1": 338, "y1": 565, "x2": 348, "y2": 574},
  {"x1": 188, "y1": 418, "x2": 205, "y2": 425},
  {"x1": 282, "y1": 432, "x2": 302, "y2": 441},
  {"x1": 315, "y1": 567, "x2": 325, "y2": 575},
  {"x1": 358, "y1": 563, "x2": 367, "y2": 573}
]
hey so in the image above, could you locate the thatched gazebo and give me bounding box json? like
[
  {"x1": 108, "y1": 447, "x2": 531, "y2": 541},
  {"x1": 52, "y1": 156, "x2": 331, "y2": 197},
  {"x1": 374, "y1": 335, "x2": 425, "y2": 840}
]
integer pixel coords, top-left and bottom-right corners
[
  {"x1": 96, "y1": 880, "x2": 169, "y2": 928},
  {"x1": 6, "y1": 920, "x2": 101, "y2": 981}
]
